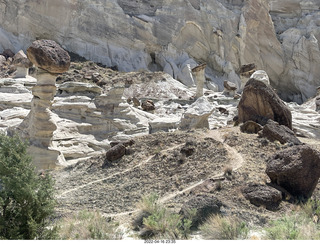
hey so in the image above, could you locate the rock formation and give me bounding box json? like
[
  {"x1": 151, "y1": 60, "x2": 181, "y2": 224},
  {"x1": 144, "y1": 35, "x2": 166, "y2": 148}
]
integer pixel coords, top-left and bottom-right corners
[
  {"x1": 266, "y1": 145, "x2": 320, "y2": 199},
  {"x1": 223, "y1": 80, "x2": 237, "y2": 97},
  {"x1": 18, "y1": 40, "x2": 70, "y2": 169},
  {"x1": 192, "y1": 63, "x2": 206, "y2": 99},
  {"x1": 1, "y1": 0, "x2": 319, "y2": 103},
  {"x1": 238, "y1": 76, "x2": 292, "y2": 129},
  {"x1": 179, "y1": 97, "x2": 214, "y2": 130}
]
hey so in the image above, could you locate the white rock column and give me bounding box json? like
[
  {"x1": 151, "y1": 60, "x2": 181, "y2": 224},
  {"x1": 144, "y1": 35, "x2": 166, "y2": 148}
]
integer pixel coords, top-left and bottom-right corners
[{"x1": 192, "y1": 63, "x2": 206, "y2": 99}]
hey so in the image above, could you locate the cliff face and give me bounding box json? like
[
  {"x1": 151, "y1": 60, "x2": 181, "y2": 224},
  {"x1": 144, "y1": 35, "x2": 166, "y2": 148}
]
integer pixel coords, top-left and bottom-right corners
[{"x1": 1, "y1": 0, "x2": 320, "y2": 103}]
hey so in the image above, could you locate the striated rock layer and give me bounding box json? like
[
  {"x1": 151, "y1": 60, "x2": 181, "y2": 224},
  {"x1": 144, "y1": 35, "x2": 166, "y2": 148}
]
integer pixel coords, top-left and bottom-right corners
[{"x1": 0, "y1": 0, "x2": 320, "y2": 103}]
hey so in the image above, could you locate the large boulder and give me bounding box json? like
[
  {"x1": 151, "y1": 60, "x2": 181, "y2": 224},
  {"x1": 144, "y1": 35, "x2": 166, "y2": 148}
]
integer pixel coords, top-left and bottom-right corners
[
  {"x1": 238, "y1": 77, "x2": 292, "y2": 129},
  {"x1": 27, "y1": 39, "x2": 70, "y2": 74},
  {"x1": 242, "y1": 183, "x2": 282, "y2": 210},
  {"x1": 179, "y1": 194, "x2": 222, "y2": 228},
  {"x1": 179, "y1": 97, "x2": 214, "y2": 130},
  {"x1": 259, "y1": 120, "x2": 302, "y2": 145},
  {"x1": 266, "y1": 145, "x2": 320, "y2": 199}
]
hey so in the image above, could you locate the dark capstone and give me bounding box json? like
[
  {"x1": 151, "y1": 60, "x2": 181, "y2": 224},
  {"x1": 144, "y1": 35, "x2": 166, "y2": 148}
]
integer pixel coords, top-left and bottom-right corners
[{"x1": 27, "y1": 39, "x2": 70, "y2": 73}]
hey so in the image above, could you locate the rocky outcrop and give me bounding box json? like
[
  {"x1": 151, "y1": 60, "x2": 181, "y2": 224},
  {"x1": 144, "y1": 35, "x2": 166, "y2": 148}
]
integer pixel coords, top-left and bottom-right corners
[
  {"x1": 179, "y1": 97, "x2": 214, "y2": 130},
  {"x1": 242, "y1": 183, "x2": 282, "y2": 210},
  {"x1": 1, "y1": 0, "x2": 319, "y2": 103},
  {"x1": 258, "y1": 120, "x2": 302, "y2": 145},
  {"x1": 238, "y1": 76, "x2": 292, "y2": 129},
  {"x1": 266, "y1": 145, "x2": 320, "y2": 199},
  {"x1": 17, "y1": 40, "x2": 70, "y2": 169}
]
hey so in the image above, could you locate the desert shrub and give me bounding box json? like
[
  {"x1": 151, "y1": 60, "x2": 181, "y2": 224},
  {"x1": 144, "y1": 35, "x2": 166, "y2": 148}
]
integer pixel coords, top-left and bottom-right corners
[
  {"x1": 264, "y1": 204, "x2": 320, "y2": 240},
  {"x1": 199, "y1": 215, "x2": 248, "y2": 240},
  {"x1": 57, "y1": 210, "x2": 123, "y2": 240},
  {"x1": 0, "y1": 133, "x2": 57, "y2": 240},
  {"x1": 134, "y1": 193, "x2": 193, "y2": 239}
]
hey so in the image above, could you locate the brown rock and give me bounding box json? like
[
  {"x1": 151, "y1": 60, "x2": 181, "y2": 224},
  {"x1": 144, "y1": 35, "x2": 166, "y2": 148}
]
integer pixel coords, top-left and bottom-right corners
[
  {"x1": 1, "y1": 49, "x2": 15, "y2": 59},
  {"x1": 242, "y1": 183, "x2": 282, "y2": 210},
  {"x1": 258, "y1": 120, "x2": 301, "y2": 145},
  {"x1": 105, "y1": 143, "x2": 126, "y2": 162},
  {"x1": 141, "y1": 100, "x2": 155, "y2": 111},
  {"x1": 27, "y1": 40, "x2": 70, "y2": 73},
  {"x1": 240, "y1": 120, "x2": 263, "y2": 134},
  {"x1": 266, "y1": 145, "x2": 320, "y2": 199},
  {"x1": 0, "y1": 55, "x2": 6, "y2": 65},
  {"x1": 179, "y1": 194, "x2": 222, "y2": 228},
  {"x1": 238, "y1": 78, "x2": 292, "y2": 129}
]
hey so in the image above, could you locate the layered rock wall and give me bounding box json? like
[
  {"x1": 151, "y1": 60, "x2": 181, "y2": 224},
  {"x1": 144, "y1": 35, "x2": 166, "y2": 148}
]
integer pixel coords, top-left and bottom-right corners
[{"x1": 0, "y1": 0, "x2": 320, "y2": 103}]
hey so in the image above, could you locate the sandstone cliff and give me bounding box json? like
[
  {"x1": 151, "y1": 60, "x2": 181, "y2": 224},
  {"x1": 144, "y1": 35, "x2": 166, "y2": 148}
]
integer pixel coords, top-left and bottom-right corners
[{"x1": 0, "y1": 0, "x2": 320, "y2": 103}]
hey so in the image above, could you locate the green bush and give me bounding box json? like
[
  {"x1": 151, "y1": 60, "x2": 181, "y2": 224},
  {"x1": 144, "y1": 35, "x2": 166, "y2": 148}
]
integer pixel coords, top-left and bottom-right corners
[
  {"x1": 199, "y1": 215, "x2": 248, "y2": 240},
  {"x1": 134, "y1": 193, "x2": 193, "y2": 239},
  {"x1": 264, "y1": 200, "x2": 320, "y2": 240},
  {"x1": 57, "y1": 210, "x2": 123, "y2": 240},
  {"x1": 0, "y1": 133, "x2": 57, "y2": 240}
]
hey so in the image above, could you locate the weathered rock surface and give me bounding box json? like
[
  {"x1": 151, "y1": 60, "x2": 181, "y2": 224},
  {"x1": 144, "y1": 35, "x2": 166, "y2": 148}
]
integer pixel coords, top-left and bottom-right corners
[
  {"x1": 179, "y1": 97, "x2": 214, "y2": 130},
  {"x1": 266, "y1": 145, "x2": 320, "y2": 199},
  {"x1": 27, "y1": 40, "x2": 70, "y2": 74},
  {"x1": 242, "y1": 183, "x2": 282, "y2": 210},
  {"x1": 240, "y1": 120, "x2": 262, "y2": 134},
  {"x1": 1, "y1": 0, "x2": 320, "y2": 103},
  {"x1": 259, "y1": 120, "x2": 302, "y2": 145},
  {"x1": 179, "y1": 195, "x2": 222, "y2": 228},
  {"x1": 238, "y1": 77, "x2": 292, "y2": 129}
]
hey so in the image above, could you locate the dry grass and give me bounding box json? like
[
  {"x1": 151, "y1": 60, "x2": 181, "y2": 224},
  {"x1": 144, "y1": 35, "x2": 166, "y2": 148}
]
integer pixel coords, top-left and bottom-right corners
[
  {"x1": 57, "y1": 210, "x2": 124, "y2": 240},
  {"x1": 199, "y1": 215, "x2": 248, "y2": 240}
]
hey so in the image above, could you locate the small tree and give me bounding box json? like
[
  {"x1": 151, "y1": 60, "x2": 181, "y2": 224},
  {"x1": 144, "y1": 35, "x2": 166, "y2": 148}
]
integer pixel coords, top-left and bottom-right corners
[{"x1": 0, "y1": 133, "x2": 57, "y2": 240}]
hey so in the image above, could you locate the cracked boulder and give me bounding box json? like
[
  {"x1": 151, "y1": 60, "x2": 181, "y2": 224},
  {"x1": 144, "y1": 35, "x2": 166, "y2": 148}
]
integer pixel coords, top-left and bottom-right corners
[{"x1": 266, "y1": 145, "x2": 320, "y2": 199}]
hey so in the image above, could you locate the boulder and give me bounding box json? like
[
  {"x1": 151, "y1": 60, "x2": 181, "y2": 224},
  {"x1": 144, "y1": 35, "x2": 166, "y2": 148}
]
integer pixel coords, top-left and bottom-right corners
[
  {"x1": 27, "y1": 39, "x2": 70, "y2": 74},
  {"x1": 179, "y1": 194, "x2": 222, "y2": 228},
  {"x1": 242, "y1": 183, "x2": 282, "y2": 210},
  {"x1": 240, "y1": 120, "x2": 263, "y2": 134},
  {"x1": 179, "y1": 97, "x2": 214, "y2": 130},
  {"x1": 266, "y1": 145, "x2": 320, "y2": 199},
  {"x1": 238, "y1": 77, "x2": 292, "y2": 129},
  {"x1": 258, "y1": 120, "x2": 302, "y2": 145},
  {"x1": 141, "y1": 100, "x2": 155, "y2": 112},
  {"x1": 105, "y1": 143, "x2": 126, "y2": 162}
]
